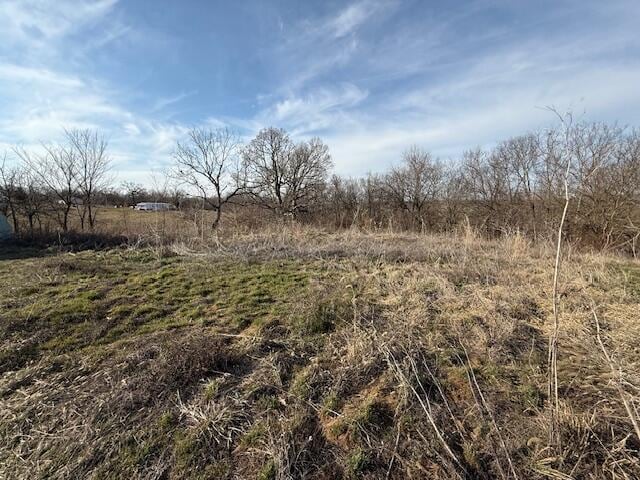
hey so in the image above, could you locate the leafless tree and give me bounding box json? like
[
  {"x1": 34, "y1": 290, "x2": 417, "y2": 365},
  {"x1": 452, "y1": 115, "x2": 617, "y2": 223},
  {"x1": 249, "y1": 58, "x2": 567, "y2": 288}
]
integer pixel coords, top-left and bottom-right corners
[
  {"x1": 360, "y1": 173, "x2": 387, "y2": 228},
  {"x1": 460, "y1": 148, "x2": 511, "y2": 233},
  {"x1": 0, "y1": 153, "x2": 22, "y2": 234},
  {"x1": 441, "y1": 166, "x2": 465, "y2": 231},
  {"x1": 1, "y1": 119, "x2": 636, "y2": 246},
  {"x1": 66, "y1": 129, "x2": 112, "y2": 230},
  {"x1": 612, "y1": 130, "x2": 640, "y2": 251},
  {"x1": 386, "y1": 146, "x2": 444, "y2": 231},
  {"x1": 287, "y1": 137, "x2": 332, "y2": 216},
  {"x1": 565, "y1": 122, "x2": 631, "y2": 247},
  {"x1": 327, "y1": 175, "x2": 360, "y2": 228},
  {"x1": 15, "y1": 143, "x2": 79, "y2": 232},
  {"x1": 243, "y1": 127, "x2": 331, "y2": 217},
  {"x1": 495, "y1": 134, "x2": 542, "y2": 237},
  {"x1": 121, "y1": 181, "x2": 147, "y2": 206},
  {"x1": 172, "y1": 128, "x2": 244, "y2": 229},
  {"x1": 243, "y1": 127, "x2": 294, "y2": 215},
  {"x1": 18, "y1": 168, "x2": 47, "y2": 234}
]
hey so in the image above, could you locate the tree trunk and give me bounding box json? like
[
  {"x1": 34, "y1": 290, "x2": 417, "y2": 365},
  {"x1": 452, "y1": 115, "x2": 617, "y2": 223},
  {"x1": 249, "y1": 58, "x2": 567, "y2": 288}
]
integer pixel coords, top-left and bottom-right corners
[
  {"x1": 212, "y1": 207, "x2": 222, "y2": 230},
  {"x1": 9, "y1": 208, "x2": 19, "y2": 234},
  {"x1": 62, "y1": 205, "x2": 71, "y2": 232}
]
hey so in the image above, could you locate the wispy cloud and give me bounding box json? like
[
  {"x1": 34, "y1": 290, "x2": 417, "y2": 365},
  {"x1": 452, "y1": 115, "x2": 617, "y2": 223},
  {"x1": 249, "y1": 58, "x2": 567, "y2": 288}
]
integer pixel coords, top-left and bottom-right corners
[
  {"x1": 329, "y1": 0, "x2": 381, "y2": 38},
  {"x1": 0, "y1": 0, "x2": 120, "y2": 51},
  {"x1": 1, "y1": 0, "x2": 639, "y2": 185},
  {"x1": 0, "y1": 0, "x2": 126, "y2": 142},
  {"x1": 243, "y1": 0, "x2": 640, "y2": 175},
  {"x1": 273, "y1": 0, "x2": 396, "y2": 93},
  {"x1": 152, "y1": 91, "x2": 197, "y2": 113},
  {"x1": 82, "y1": 22, "x2": 132, "y2": 52},
  {"x1": 0, "y1": 0, "x2": 176, "y2": 183},
  {"x1": 256, "y1": 84, "x2": 368, "y2": 136},
  {"x1": 0, "y1": 64, "x2": 84, "y2": 88}
]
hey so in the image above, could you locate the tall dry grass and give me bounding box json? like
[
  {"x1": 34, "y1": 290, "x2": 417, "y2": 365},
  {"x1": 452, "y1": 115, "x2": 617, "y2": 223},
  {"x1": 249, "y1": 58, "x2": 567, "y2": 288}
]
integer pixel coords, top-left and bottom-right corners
[{"x1": 1, "y1": 221, "x2": 639, "y2": 478}]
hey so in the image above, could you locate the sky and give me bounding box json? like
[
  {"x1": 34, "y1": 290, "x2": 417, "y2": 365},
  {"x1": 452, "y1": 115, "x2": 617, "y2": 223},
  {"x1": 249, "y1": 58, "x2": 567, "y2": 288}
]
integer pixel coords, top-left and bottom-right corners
[{"x1": 1, "y1": 0, "x2": 639, "y2": 185}]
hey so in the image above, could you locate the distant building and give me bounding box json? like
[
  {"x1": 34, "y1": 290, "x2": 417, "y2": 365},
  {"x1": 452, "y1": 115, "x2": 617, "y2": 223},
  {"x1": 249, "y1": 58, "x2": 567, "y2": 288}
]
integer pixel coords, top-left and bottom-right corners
[
  {"x1": 0, "y1": 213, "x2": 12, "y2": 240},
  {"x1": 134, "y1": 202, "x2": 176, "y2": 212},
  {"x1": 57, "y1": 197, "x2": 84, "y2": 207}
]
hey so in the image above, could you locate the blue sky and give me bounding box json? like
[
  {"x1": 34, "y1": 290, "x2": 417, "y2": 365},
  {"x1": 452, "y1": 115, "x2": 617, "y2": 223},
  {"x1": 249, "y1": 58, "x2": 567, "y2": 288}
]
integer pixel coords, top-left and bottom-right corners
[{"x1": 1, "y1": 0, "x2": 639, "y2": 184}]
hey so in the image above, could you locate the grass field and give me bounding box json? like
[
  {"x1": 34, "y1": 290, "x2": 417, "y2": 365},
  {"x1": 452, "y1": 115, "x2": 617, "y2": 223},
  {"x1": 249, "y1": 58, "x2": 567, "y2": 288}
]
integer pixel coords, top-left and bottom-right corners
[{"x1": 1, "y1": 229, "x2": 639, "y2": 479}]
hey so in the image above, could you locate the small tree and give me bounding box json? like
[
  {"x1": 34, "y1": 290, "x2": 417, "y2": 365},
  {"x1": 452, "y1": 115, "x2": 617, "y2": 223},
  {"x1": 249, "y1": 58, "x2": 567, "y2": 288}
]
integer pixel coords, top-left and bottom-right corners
[
  {"x1": 327, "y1": 175, "x2": 360, "y2": 228},
  {"x1": 18, "y1": 167, "x2": 47, "y2": 234},
  {"x1": 66, "y1": 129, "x2": 111, "y2": 230},
  {"x1": 173, "y1": 128, "x2": 244, "y2": 229},
  {"x1": 495, "y1": 134, "x2": 542, "y2": 238},
  {"x1": 0, "y1": 153, "x2": 22, "y2": 234},
  {"x1": 16, "y1": 143, "x2": 78, "y2": 232},
  {"x1": 460, "y1": 147, "x2": 512, "y2": 233},
  {"x1": 386, "y1": 146, "x2": 444, "y2": 231},
  {"x1": 121, "y1": 181, "x2": 147, "y2": 206}
]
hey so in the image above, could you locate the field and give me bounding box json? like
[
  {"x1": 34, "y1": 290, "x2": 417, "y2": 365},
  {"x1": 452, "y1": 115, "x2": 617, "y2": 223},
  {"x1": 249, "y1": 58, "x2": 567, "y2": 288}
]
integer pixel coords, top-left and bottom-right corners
[{"x1": 1, "y1": 228, "x2": 639, "y2": 479}]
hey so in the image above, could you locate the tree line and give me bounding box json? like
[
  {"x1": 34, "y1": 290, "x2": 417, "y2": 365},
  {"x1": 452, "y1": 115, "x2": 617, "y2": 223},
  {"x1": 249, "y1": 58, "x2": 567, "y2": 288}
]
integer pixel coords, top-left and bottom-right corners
[{"x1": 1, "y1": 121, "x2": 639, "y2": 252}]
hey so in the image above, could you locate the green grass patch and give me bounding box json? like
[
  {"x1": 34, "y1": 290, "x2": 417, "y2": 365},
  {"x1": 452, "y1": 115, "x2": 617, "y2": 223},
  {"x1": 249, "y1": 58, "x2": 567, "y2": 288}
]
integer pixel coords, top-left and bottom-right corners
[{"x1": 0, "y1": 250, "x2": 318, "y2": 367}]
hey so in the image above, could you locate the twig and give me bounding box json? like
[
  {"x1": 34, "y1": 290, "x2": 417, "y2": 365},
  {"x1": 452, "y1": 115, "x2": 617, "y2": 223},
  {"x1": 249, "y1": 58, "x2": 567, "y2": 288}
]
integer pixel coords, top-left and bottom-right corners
[
  {"x1": 385, "y1": 426, "x2": 401, "y2": 479},
  {"x1": 547, "y1": 107, "x2": 573, "y2": 449}
]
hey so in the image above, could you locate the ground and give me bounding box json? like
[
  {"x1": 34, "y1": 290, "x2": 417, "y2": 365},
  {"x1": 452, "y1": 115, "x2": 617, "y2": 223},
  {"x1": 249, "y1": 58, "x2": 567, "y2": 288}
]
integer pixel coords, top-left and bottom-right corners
[{"x1": 1, "y1": 229, "x2": 639, "y2": 479}]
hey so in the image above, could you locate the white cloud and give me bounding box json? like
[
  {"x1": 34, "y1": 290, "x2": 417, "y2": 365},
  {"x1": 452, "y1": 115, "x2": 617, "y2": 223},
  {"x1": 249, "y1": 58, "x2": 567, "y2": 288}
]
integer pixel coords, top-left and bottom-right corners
[
  {"x1": 274, "y1": 1, "x2": 395, "y2": 94},
  {"x1": 123, "y1": 123, "x2": 141, "y2": 136},
  {"x1": 258, "y1": 84, "x2": 368, "y2": 135},
  {"x1": 82, "y1": 23, "x2": 132, "y2": 52},
  {"x1": 0, "y1": 0, "x2": 119, "y2": 50},
  {"x1": 0, "y1": 64, "x2": 84, "y2": 88},
  {"x1": 0, "y1": 61, "x2": 130, "y2": 142},
  {"x1": 0, "y1": 0, "x2": 178, "y2": 183},
  {"x1": 320, "y1": 61, "x2": 640, "y2": 175},
  {"x1": 250, "y1": 0, "x2": 640, "y2": 175},
  {"x1": 0, "y1": 0, "x2": 129, "y2": 143},
  {"x1": 152, "y1": 91, "x2": 197, "y2": 113},
  {"x1": 2, "y1": 0, "x2": 640, "y2": 187},
  {"x1": 330, "y1": 1, "x2": 376, "y2": 38}
]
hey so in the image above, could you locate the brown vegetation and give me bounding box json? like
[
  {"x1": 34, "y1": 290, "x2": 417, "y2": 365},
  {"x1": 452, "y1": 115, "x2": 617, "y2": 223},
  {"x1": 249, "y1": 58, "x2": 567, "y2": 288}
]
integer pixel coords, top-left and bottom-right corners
[
  {"x1": 1, "y1": 228, "x2": 639, "y2": 479},
  {"x1": 1, "y1": 118, "x2": 640, "y2": 478},
  {"x1": 2, "y1": 119, "x2": 640, "y2": 253}
]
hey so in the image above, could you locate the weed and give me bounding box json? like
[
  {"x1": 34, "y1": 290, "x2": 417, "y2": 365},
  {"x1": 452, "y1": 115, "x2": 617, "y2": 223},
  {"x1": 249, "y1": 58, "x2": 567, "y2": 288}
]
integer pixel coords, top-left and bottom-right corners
[
  {"x1": 346, "y1": 448, "x2": 369, "y2": 477},
  {"x1": 258, "y1": 460, "x2": 276, "y2": 480}
]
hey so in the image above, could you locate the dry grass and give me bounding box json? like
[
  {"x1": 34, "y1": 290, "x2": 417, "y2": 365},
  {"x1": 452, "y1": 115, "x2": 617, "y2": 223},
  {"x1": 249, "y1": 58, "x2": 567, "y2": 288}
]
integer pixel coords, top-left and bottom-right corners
[{"x1": 1, "y1": 227, "x2": 639, "y2": 478}]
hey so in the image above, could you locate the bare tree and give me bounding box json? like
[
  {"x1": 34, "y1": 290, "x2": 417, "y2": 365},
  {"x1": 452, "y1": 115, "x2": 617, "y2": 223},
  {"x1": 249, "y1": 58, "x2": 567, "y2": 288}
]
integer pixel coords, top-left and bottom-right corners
[
  {"x1": 173, "y1": 128, "x2": 244, "y2": 229},
  {"x1": 18, "y1": 167, "x2": 47, "y2": 234},
  {"x1": 544, "y1": 109, "x2": 575, "y2": 450},
  {"x1": 0, "y1": 153, "x2": 22, "y2": 234},
  {"x1": 121, "y1": 181, "x2": 147, "y2": 206},
  {"x1": 441, "y1": 165, "x2": 465, "y2": 231},
  {"x1": 243, "y1": 127, "x2": 331, "y2": 217},
  {"x1": 66, "y1": 129, "x2": 111, "y2": 230},
  {"x1": 495, "y1": 134, "x2": 542, "y2": 238},
  {"x1": 243, "y1": 127, "x2": 294, "y2": 215},
  {"x1": 15, "y1": 144, "x2": 78, "y2": 232},
  {"x1": 386, "y1": 146, "x2": 444, "y2": 231},
  {"x1": 287, "y1": 137, "x2": 332, "y2": 217},
  {"x1": 327, "y1": 175, "x2": 360, "y2": 228},
  {"x1": 360, "y1": 173, "x2": 387, "y2": 228},
  {"x1": 613, "y1": 130, "x2": 640, "y2": 251},
  {"x1": 460, "y1": 148, "x2": 503, "y2": 232}
]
